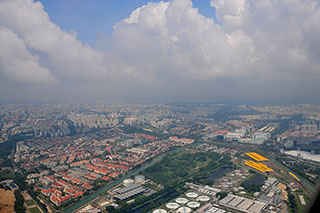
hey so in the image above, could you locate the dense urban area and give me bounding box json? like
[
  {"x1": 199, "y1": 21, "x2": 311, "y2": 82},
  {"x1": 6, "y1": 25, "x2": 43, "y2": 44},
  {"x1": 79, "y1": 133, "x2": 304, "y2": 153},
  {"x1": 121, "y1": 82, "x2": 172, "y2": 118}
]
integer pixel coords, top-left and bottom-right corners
[{"x1": 0, "y1": 102, "x2": 319, "y2": 213}]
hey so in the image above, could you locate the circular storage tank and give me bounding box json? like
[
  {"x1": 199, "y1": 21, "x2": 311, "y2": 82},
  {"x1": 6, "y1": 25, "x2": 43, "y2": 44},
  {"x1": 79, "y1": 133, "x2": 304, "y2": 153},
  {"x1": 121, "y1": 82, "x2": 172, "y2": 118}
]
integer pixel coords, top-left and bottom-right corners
[
  {"x1": 198, "y1": 195, "x2": 210, "y2": 202},
  {"x1": 187, "y1": 201, "x2": 200, "y2": 208},
  {"x1": 153, "y1": 209, "x2": 167, "y2": 213},
  {"x1": 166, "y1": 202, "x2": 179, "y2": 209},
  {"x1": 175, "y1": 197, "x2": 189, "y2": 204},
  {"x1": 177, "y1": 206, "x2": 192, "y2": 213},
  {"x1": 186, "y1": 192, "x2": 198, "y2": 198},
  {"x1": 135, "y1": 175, "x2": 145, "y2": 184},
  {"x1": 123, "y1": 179, "x2": 134, "y2": 187}
]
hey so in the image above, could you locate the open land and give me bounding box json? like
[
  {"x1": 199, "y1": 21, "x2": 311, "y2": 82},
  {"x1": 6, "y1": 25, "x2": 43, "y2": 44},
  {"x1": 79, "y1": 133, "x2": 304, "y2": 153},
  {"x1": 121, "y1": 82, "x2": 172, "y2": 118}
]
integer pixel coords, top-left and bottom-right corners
[{"x1": 0, "y1": 188, "x2": 15, "y2": 213}]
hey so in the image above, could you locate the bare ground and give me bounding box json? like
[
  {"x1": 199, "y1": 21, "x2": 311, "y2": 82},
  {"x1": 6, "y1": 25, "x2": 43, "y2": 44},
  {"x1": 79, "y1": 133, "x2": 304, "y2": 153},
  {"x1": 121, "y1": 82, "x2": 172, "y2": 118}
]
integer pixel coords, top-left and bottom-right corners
[{"x1": 0, "y1": 188, "x2": 15, "y2": 213}]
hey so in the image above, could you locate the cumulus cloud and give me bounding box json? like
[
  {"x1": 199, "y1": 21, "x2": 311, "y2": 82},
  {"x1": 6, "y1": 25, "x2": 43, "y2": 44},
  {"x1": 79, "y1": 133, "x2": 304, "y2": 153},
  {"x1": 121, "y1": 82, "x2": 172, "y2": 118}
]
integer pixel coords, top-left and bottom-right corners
[
  {"x1": 0, "y1": 0, "x2": 125, "y2": 84},
  {"x1": 0, "y1": 0, "x2": 319, "y2": 102},
  {"x1": 0, "y1": 27, "x2": 56, "y2": 83},
  {"x1": 113, "y1": 0, "x2": 320, "y2": 83}
]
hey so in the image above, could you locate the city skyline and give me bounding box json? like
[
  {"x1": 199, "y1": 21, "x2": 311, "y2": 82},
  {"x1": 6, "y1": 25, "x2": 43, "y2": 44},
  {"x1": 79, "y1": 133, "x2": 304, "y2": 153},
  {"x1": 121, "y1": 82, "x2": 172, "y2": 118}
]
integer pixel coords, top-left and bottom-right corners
[{"x1": 1, "y1": 0, "x2": 320, "y2": 103}]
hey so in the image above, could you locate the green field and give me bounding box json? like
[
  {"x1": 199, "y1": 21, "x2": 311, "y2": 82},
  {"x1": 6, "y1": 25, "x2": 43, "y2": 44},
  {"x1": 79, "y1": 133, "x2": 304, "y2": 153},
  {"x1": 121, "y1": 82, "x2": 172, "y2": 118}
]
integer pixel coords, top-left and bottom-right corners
[
  {"x1": 143, "y1": 150, "x2": 230, "y2": 185},
  {"x1": 294, "y1": 193, "x2": 311, "y2": 213},
  {"x1": 0, "y1": 169, "x2": 16, "y2": 180},
  {"x1": 29, "y1": 207, "x2": 42, "y2": 213},
  {"x1": 142, "y1": 183, "x2": 161, "y2": 191},
  {"x1": 26, "y1": 199, "x2": 35, "y2": 206}
]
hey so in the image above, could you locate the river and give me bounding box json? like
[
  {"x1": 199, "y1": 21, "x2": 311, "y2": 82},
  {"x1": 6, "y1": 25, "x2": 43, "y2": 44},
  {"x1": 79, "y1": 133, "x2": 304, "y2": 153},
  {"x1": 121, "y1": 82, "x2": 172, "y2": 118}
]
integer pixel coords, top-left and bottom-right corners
[{"x1": 63, "y1": 148, "x2": 180, "y2": 213}]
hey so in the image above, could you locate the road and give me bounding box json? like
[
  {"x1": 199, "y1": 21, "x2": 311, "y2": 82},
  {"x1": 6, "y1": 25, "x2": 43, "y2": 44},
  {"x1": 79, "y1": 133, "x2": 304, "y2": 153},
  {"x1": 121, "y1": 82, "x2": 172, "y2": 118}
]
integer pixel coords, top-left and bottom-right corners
[
  {"x1": 10, "y1": 149, "x2": 23, "y2": 175},
  {"x1": 38, "y1": 194, "x2": 59, "y2": 213}
]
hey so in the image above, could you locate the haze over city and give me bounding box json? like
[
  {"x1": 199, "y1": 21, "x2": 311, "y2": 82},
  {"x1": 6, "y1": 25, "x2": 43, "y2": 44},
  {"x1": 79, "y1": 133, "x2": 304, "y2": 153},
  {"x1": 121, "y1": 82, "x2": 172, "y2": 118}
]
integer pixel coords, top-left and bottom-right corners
[
  {"x1": 1, "y1": 1, "x2": 320, "y2": 213},
  {"x1": 0, "y1": 0, "x2": 320, "y2": 103}
]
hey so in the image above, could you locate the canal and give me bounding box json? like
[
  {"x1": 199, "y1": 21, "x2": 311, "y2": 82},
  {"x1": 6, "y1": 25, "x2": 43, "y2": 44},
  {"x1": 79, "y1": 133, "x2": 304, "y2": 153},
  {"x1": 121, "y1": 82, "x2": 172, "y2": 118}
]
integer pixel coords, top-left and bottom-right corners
[{"x1": 63, "y1": 148, "x2": 182, "y2": 213}]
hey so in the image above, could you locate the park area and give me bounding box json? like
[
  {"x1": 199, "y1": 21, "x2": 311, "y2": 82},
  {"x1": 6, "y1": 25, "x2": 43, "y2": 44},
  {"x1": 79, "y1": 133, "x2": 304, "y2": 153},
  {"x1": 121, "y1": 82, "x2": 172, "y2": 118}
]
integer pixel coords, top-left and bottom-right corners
[{"x1": 143, "y1": 150, "x2": 232, "y2": 185}]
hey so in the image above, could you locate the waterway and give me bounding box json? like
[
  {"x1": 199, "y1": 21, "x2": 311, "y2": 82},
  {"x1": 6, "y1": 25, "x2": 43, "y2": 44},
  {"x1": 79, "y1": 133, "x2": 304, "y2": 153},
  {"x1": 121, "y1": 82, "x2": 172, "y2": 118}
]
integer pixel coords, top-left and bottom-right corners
[
  {"x1": 205, "y1": 166, "x2": 235, "y2": 181},
  {"x1": 242, "y1": 173, "x2": 265, "y2": 185},
  {"x1": 207, "y1": 166, "x2": 235, "y2": 180},
  {"x1": 63, "y1": 148, "x2": 181, "y2": 213}
]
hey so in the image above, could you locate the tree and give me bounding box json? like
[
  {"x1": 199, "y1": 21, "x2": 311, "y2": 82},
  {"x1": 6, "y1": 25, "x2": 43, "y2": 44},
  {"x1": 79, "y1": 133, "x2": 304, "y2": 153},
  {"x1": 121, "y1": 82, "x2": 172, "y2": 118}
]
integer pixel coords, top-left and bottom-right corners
[
  {"x1": 286, "y1": 188, "x2": 297, "y2": 212},
  {"x1": 14, "y1": 190, "x2": 26, "y2": 213},
  {"x1": 217, "y1": 192, "x2": 228, "y2": 199}
]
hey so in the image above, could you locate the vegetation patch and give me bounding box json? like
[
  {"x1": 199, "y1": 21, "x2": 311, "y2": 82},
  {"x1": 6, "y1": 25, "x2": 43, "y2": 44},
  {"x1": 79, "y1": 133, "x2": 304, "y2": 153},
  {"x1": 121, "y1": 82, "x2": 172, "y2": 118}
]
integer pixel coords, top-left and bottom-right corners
[
  {"x1": 143, "y1": 151, "x2": 222, "y2": 185},
  {"x1": 29, "y1": 207, "x2": 42, "y2": 213},
  {"x1": 26, "y1": 199, "x2": 35, "y2": 206},
  {"x1": 14, "y1": 190, "x2": 26, "y2": 213}
]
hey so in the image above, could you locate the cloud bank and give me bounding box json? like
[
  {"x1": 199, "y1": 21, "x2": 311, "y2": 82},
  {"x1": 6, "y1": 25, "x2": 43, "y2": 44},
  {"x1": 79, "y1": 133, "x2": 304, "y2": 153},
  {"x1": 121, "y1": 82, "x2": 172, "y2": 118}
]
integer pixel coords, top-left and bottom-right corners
[{"x1": 0, "y1": 0, "x2": 319, "y2": 102}]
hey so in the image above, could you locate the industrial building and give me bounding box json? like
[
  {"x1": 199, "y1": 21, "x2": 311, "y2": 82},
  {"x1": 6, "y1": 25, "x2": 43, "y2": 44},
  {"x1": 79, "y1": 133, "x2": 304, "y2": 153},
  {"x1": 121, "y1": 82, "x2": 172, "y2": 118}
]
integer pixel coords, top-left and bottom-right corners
[
  {"x1": 219, "y1": 194, "x2": 267, "y2": 213},
  {"x1": 252, "y1": 132, "x2": 271, "y2": 141},
  {"x1": 186, "y1": 182, "x2": 221, "y2": 196},
  {"x1": 204, "y1": 206, "x2": 226, "y2": 213},
  {"x1": 113, "y1": 183, "x2": 147, "y2": 200}
]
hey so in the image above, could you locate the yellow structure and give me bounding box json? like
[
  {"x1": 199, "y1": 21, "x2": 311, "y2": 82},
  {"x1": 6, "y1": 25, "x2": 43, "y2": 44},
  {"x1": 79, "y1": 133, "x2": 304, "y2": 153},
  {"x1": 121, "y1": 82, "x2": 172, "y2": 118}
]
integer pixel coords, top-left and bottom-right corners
[
  {"x1": 244, "y1": 160, "x2": 273, "y2": 172},
  {"x1": 289, "y1": 172, "x2": 300, "y2": 182},
  {"x1": 245, "y1": 152, "x2": 268, "y2": 161}
]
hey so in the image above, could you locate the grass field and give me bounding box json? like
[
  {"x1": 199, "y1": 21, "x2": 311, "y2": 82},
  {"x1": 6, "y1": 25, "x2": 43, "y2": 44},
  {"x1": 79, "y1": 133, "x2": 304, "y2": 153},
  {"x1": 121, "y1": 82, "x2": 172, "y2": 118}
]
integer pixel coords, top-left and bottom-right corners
[
  {"x1": 29, "y1": 207, "x2": 42, "y2": 213},
  {"x1": 294, "y1": 194, "x2": 308, "y2": 213},
  {"x1": 0, "y1": 169, "x2": 16, "y2": 180},
  {"x1": 143, "y1": 150, "x2": 222, "y2": 185},
  {"x1": 143, "y1": 183, "x2": 161, "y2": 191},
  {"x1": 26, "y1": 199, "x2": 35, "y2": 206}
]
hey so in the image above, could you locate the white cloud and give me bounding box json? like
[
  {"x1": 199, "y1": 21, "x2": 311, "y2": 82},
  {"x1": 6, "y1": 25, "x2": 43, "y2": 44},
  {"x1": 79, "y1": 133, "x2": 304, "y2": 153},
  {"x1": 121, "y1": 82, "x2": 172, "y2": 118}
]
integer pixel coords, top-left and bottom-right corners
[
  {"x1": 112, "y1": 0, "x2": 320, "y2": 83},
  {"x1": 112, "y1": 0, "x2": 256, "y2": 82},
  {"x1": 0, "y1": 0, "x2": 124, "y2": 84},
  {"x1": 0, "y1": 0, "x2": 319, "y2": 102},
  {"x1": 0, "y1": 27, "x2": 56, "y2": 83}
]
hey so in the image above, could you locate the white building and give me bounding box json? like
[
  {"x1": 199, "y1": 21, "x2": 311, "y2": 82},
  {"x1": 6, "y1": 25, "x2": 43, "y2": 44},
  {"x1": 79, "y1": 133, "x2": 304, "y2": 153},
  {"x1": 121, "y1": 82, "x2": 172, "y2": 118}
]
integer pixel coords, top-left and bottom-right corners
[{"x1": 252, "y1": 131, "x2": 271, "y2": 141}]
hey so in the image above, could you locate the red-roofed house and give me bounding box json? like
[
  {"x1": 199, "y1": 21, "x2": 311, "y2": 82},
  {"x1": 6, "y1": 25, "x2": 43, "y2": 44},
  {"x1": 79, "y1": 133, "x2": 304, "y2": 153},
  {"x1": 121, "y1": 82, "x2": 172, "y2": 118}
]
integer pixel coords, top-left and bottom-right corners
[{"x1": 71, "y1": 178, "x2": 82, "y2": 185}]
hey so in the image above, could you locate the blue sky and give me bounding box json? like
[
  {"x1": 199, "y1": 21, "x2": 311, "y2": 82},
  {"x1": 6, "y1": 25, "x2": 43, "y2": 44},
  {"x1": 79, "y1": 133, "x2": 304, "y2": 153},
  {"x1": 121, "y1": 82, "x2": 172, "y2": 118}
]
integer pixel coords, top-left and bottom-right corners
[{"x1": 38, "y1": 0, "x2": 215, "y2": 45}]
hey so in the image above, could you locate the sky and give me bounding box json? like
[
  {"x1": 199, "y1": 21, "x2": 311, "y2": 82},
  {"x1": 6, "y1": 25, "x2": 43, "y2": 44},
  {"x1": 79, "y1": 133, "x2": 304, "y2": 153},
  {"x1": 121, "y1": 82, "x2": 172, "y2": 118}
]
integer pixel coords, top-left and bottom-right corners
[{"x1": 0, "y1": 0, "x2": 320, "y2": 104}]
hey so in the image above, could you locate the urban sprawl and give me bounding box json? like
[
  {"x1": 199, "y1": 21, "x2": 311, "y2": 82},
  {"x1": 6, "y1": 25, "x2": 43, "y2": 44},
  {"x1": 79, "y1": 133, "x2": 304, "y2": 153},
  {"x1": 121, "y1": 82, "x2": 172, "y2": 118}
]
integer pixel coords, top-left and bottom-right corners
[{"x1": 0, "y1": 103, "x2": 319, "y2": 213}]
